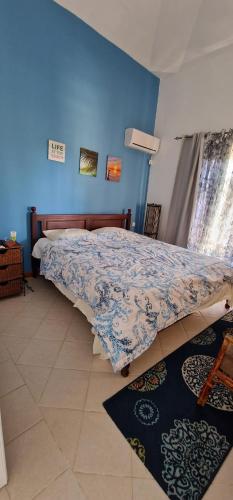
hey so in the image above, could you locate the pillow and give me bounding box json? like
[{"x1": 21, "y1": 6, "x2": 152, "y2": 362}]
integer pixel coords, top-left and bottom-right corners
[
  {"x1": 92, "y1": 227, "x2": 129, "y2": 234},
  {"x1": 43, "y1": 228, "x2": 89, "y2": 241},
  {"x1": 43, "y1": 229, "x2": 66, "y2": 241},
  {"x1": 63, "y1": 228, "x2": 90, "y2": 238}
]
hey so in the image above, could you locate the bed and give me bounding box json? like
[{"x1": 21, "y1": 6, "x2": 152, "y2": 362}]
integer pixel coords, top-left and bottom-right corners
[{"x1": 31, "y1": 207, "x2": 233, "y2": 376}]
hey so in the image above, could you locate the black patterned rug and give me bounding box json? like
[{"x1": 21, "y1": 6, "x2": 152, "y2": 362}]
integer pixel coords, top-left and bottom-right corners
[{"x1": 103, "y1": 310, "x2": 233, "y2": 500}]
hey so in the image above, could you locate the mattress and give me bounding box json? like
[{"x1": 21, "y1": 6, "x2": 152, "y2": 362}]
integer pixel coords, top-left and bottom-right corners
[{"x1": 34, "y1": 232, "x2": 233, "y2": 370}]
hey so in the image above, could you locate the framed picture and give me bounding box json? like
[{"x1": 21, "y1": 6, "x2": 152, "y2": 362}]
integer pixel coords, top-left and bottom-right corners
[
  {"x1": 79, "y1": 148, "x2": 98, "y2": 176},
  {"x1": 48, "y1": 140, "x2": 66, "y2": 163},
  {"x1": 106, "y1": 156, "x2": 122, "y2": 182}
]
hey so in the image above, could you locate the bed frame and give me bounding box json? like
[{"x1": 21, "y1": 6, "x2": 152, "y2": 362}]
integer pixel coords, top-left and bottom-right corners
[
  {"x1": 30, "y1": 206, "x2": 132, "y2": 376},
  {"x1": 30, "y1": 206, "x2": 230, "y2": 378},
  {"x1": 31, "y1": 206, "x2": 131, "y2": 246},
  {"x1": 31, "y1": 206, "x2": 131, "y2": 270}
]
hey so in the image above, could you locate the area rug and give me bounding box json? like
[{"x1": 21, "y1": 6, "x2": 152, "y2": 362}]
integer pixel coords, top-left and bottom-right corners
[{"x1": 103, "y1": 310, "x2": 233, "y2": 500}]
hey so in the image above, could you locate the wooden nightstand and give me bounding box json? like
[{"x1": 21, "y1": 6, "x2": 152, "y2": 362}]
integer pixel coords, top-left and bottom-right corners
[{"x1": 0, "y1": 241, "x2": 24, "y2": 298}]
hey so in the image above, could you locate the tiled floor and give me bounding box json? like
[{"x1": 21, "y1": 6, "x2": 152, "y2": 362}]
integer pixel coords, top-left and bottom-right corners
[{"x1": 0, "y1": 278, "x2": 232, "y2": 500}]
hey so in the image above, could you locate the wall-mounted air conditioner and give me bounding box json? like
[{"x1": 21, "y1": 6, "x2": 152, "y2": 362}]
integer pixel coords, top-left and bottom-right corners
[{"x1": 125, "y1": 128, "x2": 160, "y2": 154}]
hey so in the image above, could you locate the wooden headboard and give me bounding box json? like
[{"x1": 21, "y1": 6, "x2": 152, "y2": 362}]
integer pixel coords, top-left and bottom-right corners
[{"x1": 31, "y1": 206, "x2": 131, "y2": 249}]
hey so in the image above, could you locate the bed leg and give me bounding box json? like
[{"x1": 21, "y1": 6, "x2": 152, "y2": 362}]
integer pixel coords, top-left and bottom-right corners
[
  {"x1": 121, "y1": 364, "x2": 130, "y2": 377},
  {"x1": 225, "y1": 299, "x2": 230, "y2": 310}
]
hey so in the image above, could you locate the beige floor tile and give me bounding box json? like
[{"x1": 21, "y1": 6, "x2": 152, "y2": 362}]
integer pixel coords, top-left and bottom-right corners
[
  {"x1": 35, "y1": 318, "x2": 69, "y2": 341},
  {"x1": 0, "y1": 279, "x2": 232, "y2": 499},
  {"x1": 28, "y1": 295, "x2": 56, "y2": 307},
  {"x1": 34, "y1": 470, "x2": 85, "y2": 500},
  {"x1": 91, "y1": 355, "x2": 113, "y2": 373},
  {"x1": 41, "y1": 407, "x2": 83, "y2": 466},
  {"x1": 85, "y1": 372, "x2": 127, "y2": 413},
  {"x1": 46, "y1": 305, "x2": 74, "y2": 322},
  {"x1": 0, "y1": 488, "x2": 10, "y2": 500},
  {"x1": 55, "y1": 341, "x2": 93, "y2": 371},
  {"x1": 74, "y1": 412, "x2": 131, "y2": 476},
  {"x1": 0, "y1": 316, "x2": 14, "y2": 335},
  {"x1": 1, "y1": 336, "x2": 30, "y2": 362},
  {"x1": 6, "y1": 421, "x2": 67, "y2": 500},
  {"x1": 201, "y1": 315, "x2": 221, "y2": 329},
  {"x1": 131, "y1": 451, "x2": 152, "y2": 479},
  {"x1": 0, "y1": 339, "x2": 10, "y2": 363},
  {"x1": 0, "y1": 385, "x2": 42, "y2": 443},
  {"x1": 158, "y1": 322, "x2": 188, "y2": 355},
  {"x1": 17, "y1": 339, "x2": 62, "y2": 367},
  {"x1": 66, "y1": 314, "x2": 93, "y2": 343},
  {"x1": 132, "y1": 478, "x2": 167, "y2": 500},
  {"x1": 15, "y1": 304, "x2": 49, "y2": 320},
  {"x1": 0, "y1": 299, "x2": 25, "y2": 317},
  {"x1": 40, "y1": 368, "x2": 89, "y2": 409},
  {"x1": 181, "y1": 313, "x2": 208, "y2": 339},
  {"x1": 129, "y1": 342, "x2": 163, "y2": 378},
  {"x1": 0, "y1": 360, "x2": 24, "y2": 397},
  {"x1": 2, "y1": 316, "x2": 42, "y2": 339},
  {"x1": 17, "y1": 365, "x2": 51, "y2": 402},
  {"x1": 76, "y1": 473, "x2": 132, "y2": 500},
  {"x1": 204, "y1": 482, "x2": 233, "y2": 500}
]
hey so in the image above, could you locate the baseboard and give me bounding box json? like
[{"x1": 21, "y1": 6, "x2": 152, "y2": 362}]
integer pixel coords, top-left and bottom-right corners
[{"x1": 24, "y1": 272, "x2": 33, "y2": 277}]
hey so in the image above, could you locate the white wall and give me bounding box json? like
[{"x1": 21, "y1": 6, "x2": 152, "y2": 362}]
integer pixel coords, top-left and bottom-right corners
[{"x1": 148, "y1": 44, "x2": 233, "y2": 239}]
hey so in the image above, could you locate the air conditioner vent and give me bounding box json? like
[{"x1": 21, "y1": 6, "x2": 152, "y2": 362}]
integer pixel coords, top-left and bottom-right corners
[{"x1": 125, "y1": 128, "x2": 160, "y2": 155}]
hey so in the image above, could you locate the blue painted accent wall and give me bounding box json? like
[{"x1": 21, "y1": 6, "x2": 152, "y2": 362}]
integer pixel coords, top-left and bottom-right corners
[{"x1": 0, "y1": 0, "x2": 159, "y2": 271}]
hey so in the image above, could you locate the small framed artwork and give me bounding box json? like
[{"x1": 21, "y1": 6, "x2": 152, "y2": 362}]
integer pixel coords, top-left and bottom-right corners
[
  {"x1": 48, "y1": 140, "x2": 66, "y2": 163},
  {"x1": 79, "y1": 148, "x2": 98, "y2": 176},
  {"x1": 106, "y1": 156, "x2": 122, "y2": 182}
]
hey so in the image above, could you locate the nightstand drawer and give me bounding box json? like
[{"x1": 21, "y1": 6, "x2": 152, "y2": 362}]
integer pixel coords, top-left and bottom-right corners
[
  {"x1": 0, "y1": 264, "x2": 22, "y2": 281},
  {"x1": 0, "y1": 248, "x2": 22, "y2": 265},
  {"x1": 0, "y1": 279, "x2": 23, "y2": 298}
]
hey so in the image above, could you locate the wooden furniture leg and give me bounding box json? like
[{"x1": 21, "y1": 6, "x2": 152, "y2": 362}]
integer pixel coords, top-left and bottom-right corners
[
  {"x1": 225, "y1": 299, "x2": 230, "y2": 309},
  {"x1": 197, "y1": 336, "x2": 230, "y2": 406},
  {"x1": 121, "y1": 364, "x2": 130, "y2": 377}
]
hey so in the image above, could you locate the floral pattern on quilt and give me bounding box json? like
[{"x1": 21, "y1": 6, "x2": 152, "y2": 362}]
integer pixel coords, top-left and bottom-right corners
[{"x1": 40, "y1": 230, "x2": 233, "y2": 371}]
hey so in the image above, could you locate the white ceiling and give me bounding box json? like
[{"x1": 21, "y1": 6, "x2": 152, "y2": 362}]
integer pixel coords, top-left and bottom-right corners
[{"x1": 55, "y1": 0, "x2": 233, "y2": 76}]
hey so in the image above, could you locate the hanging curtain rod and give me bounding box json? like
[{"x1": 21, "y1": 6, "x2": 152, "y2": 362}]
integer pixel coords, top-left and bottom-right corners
[
  {"x1": 174, "y1": 128, "x2": 233, "y2": 140},
  {"x1": 174, "y1": 133, "x2": 208, "y2": 140}
]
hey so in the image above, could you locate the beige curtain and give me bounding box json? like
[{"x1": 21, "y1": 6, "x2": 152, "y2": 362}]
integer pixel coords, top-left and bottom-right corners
[{"x1": 165, "y1": 133, "x2": 203, "y2": 247}]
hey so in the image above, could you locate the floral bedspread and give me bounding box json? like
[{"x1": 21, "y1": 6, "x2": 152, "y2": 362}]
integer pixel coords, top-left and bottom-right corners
[{"x1": 40, "y1": 230, "x2": 233, "y2": 371}]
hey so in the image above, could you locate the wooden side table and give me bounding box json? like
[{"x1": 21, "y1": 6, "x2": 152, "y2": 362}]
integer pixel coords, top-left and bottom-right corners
[{"x1": 0, "y1": 241, "x2": 24, "y2": 298}]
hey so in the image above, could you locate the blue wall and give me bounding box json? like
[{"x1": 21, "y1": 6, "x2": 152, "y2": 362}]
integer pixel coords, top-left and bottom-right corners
[{"x1": 0, "y1": 0, "x2": 159, "y2": 271}]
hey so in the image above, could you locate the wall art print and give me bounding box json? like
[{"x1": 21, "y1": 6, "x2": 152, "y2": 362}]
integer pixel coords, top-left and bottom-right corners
[
  {"x1": 106, "y1": 156, "x2": 122, "y2": 182},
  {"x1": 79, "y1": 148, "x2": 98, "y2": 176}
]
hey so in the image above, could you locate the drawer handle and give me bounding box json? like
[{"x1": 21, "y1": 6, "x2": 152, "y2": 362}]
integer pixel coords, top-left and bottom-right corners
[
  {"x1": 0, "y1": 265, "x2": 8, "y2": 270},
  {"x1": 0, "y1": 281, "x2": 8, "y2": 286}
]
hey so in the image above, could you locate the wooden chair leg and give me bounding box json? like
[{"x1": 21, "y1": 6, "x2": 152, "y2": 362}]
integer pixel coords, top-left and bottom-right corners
[
  {"x1": 197, "y1": 337, "x2": 230, "y2": 406},
  {"x1": 197, "y1": 377, "x2": 215, "y2": 406}
]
